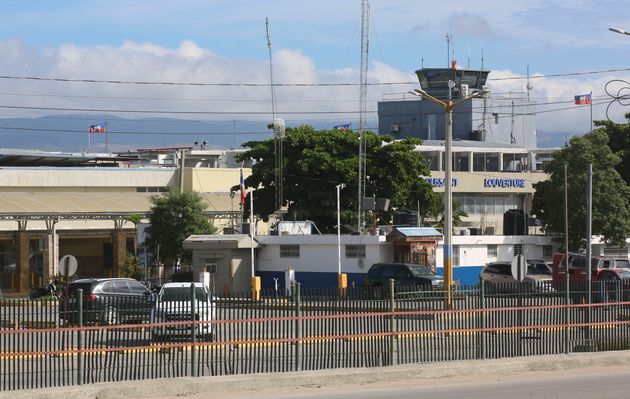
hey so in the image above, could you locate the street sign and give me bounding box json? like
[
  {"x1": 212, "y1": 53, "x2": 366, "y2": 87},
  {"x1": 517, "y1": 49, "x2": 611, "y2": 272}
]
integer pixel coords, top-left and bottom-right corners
[
  {"x1": 59, "y1": 255, "x2": 78, "y2": 277},
  {"x1": 511, "y1": 254, "x2": 527, "y2": 282}
]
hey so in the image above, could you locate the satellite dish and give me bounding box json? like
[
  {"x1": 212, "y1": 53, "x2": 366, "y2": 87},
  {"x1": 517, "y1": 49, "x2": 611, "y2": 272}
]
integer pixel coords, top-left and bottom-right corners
[{"x1": 448, "y1": 80, "x2": 455, "y2": 89}]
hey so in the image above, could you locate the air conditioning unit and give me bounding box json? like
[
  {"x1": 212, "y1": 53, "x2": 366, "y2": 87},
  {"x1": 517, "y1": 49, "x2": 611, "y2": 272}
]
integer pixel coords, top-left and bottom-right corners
[
  {"x1": 461, "y1": 84, "x2": 469, "y2": 98},
  {"x1": 390, "y1": 124, "x2": 400, "y2": 133}
]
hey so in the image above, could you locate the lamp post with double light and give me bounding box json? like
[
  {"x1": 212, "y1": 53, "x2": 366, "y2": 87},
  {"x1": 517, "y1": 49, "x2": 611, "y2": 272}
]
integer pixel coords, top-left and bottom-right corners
[
  {"x1": 408, "y1": 86, "x2": 487, "y2": 308},
  {"x1": 609, "y1": 27, "x2": 630, "y2": 36}
]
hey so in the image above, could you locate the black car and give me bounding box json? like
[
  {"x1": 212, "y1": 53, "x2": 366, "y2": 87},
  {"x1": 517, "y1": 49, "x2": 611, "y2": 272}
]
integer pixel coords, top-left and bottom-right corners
[
  {"x1": 363, "y1": 263, "x2": 444, "y2": 289},
  {"x1": 59, "y1": 278, "x2": 154, "y2": 325}
]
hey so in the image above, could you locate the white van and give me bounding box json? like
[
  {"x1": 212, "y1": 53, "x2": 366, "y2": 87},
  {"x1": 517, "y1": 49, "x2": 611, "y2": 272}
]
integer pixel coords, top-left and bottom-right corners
[{"x1": 150, "y1": 282, "x2": 216, "y2": 342}]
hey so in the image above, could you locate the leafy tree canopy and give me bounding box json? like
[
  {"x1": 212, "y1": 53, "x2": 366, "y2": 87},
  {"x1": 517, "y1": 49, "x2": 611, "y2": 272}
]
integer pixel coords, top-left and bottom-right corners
[
  {"x1": 596, "y1": 119, "x2": 630, "y2": 184},
  {"x1": 145, "y1": 187, "x2": 217, "y2": 265},
  {"x1": 532, "y1": 128, "x2": 630, "y2": 250},
  {"x1": 236, "y1": 125, "x2": 437, "y2": 233}
]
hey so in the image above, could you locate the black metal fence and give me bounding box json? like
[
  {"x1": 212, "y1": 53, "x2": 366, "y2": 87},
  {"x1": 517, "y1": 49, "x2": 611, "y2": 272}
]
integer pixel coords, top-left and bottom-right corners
[{"x1": 2, "y1": 280, "x2": 630, "y2": 391}]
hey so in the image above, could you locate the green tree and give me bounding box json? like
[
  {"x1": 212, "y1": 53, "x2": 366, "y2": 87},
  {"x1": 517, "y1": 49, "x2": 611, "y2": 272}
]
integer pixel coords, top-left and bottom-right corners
[
  {"x1": 125, "y1": 214, "x2": 143, "y2": 255},
  {"x1": 596, "y1": 119, "x2": 630, "y2": 184},
  {"x1": 532, "y1": 129, "x2": 630, "y2": 250},
  {"x1": 119, "y1": 254, "x2": 142, "y2": 279},
  {"x1": 145, "y1": 187, "x2": 217, "y2": 266},
  {"x1": 237, "y1": 125, "x2": 436, "y2": 233}
]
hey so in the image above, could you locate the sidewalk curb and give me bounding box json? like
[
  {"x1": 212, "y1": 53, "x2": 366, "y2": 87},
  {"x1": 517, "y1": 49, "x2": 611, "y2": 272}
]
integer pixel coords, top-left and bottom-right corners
[{"x1": 5, "y1": 351, "x2": 630, "y2": 399}]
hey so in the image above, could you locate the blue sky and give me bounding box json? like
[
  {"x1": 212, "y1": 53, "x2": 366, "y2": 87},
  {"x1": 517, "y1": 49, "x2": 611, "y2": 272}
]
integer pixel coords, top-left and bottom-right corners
[{"x1": 0, "y1": 0, "x2": 629, "y2": 149}]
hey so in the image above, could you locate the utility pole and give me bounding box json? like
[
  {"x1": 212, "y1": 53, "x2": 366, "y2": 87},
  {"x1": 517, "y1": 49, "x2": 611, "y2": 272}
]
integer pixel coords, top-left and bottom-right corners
[{"x1": 357, "y1": 0, "x2": 370, "y2": 233}]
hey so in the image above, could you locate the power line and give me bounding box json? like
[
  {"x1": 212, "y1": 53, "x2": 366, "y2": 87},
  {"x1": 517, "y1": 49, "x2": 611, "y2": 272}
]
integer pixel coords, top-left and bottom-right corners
[
  {"x1": 0, "y1": 125, "x2": 275, "y2": 136},
  {"x1": 0, "y1": 104, "x2": 379, "y2": 115},
  {"x1": 0, "y1": 67, "x2": 628, "y2": 87}
]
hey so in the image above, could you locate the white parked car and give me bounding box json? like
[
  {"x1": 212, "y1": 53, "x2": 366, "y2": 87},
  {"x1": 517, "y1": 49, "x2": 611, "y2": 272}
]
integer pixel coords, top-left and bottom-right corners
[{"x1": 150, "y1": 282, "x2": 216, "y2": 342}]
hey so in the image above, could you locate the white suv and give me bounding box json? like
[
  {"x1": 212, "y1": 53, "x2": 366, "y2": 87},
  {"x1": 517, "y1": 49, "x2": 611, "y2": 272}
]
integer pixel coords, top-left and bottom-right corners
[{"x1": 150, "y1": 282, "x2": 216, "y2": 342}]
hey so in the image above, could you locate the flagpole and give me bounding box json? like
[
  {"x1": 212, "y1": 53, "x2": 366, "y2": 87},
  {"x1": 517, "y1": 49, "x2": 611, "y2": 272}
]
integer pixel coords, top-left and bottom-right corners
[
  {"x1": 105, "y1": 121, "x2": 108, "y2": 153},
  {"x1": 590, "y1": 91, "x2": 593, "y2": 132}
]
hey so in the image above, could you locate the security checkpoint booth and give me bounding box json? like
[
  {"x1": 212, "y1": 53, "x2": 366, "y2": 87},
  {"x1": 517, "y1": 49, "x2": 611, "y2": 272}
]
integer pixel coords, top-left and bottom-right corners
[
  {"x1": 184, "y1": 234, "x2": 259, "y2": 296},
  {"x1": 386, "y1": 227, "x2": 443, "y2": 271}
]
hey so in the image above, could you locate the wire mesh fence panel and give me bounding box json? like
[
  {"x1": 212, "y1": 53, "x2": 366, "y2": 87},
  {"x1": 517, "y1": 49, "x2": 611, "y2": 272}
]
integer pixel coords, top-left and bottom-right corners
[{"x1": 5, "y1": 278, "x2": 630, "y2": 391}]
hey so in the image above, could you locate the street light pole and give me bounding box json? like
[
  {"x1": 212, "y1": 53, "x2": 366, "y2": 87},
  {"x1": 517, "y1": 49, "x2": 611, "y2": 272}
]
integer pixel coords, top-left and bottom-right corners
[
  {"x1": 609, "y1": 27, "x2": 630, "y2": 36},
  {"x1": 444, "y1": 103, "x2": 453, "y2": 308},
  {"x1": 337, "y1": 183, "x2": 346, "y2": 275},
  {"x1": 409, "y1": 87, "x2": 486, "y2": 309}
]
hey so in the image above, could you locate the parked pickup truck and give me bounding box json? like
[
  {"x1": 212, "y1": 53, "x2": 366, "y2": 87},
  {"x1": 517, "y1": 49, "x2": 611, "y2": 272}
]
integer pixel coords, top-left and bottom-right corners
[{"x1": 150, "y1": 282, "x2": 216, "y2": 342}]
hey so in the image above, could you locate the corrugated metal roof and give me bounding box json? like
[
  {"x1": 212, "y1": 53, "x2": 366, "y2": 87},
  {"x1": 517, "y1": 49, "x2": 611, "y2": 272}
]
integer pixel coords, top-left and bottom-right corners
[
  {"x1": 0, "y1": 191, "x2": 235, "y2": 215},
  {"x1": 394, "y1": 227, "x2": 443, "y2": 237}
]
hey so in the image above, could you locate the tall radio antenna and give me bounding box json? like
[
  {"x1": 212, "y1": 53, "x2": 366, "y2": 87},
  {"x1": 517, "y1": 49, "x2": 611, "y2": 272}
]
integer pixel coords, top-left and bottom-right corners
[
  {"x1": 357, "y1": 0, "x2": 370, "y2": 233},
  {"x1": 266, "y1": 18, "x2": 284, "y2": 217}
]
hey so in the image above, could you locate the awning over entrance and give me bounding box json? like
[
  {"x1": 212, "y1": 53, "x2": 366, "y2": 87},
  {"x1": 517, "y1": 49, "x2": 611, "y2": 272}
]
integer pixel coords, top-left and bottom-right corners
[{"x1": 184, "y1": 234, "x2": 260, "y2": 250}]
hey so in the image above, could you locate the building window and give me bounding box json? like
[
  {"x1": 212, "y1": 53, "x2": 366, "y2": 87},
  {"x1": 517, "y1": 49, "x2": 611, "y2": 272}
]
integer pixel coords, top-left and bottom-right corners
[
  {"x1": 280, "y1": 245, "x2": 300, "y2": 258},
  {"x1": 487, "y1": 244, "x2": 498, "y2": 258},
  {"x1": 543, "y1": 245, "x2": 553, "y2": 259},
  {"x1": 453, "y1": 245, "x2": 460, "y2": 267},
  {"x1": 514, "y1": 244, "x2": 523, "y2": 256},
  {"x1": 345, "y1": 245, "x2": 366, "y2": 258}
]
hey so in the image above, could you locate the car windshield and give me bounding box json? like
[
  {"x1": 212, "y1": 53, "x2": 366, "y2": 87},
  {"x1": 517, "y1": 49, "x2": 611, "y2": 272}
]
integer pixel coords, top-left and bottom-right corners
[
  {"x1": 526, "y1": 265, "x2": 545, "y2": 276},
  {"x1": 528, "y1": 264, "x2": 551, "y2": 275},
  {"x1": 160, "y1": 287, "x2": 208, "y2": 302},
  {"x1": 616, "y1": 260, "x2": 630, "y2": 269},
  {"x1": 407, "y1": 265, "x2": 435, "y2": 277}
]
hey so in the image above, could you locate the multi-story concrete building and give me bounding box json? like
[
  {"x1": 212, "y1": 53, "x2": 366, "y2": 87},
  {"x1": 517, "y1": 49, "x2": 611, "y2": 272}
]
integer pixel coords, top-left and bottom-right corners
[{"x1": 0, "y1": 146, "x2": 250, "y2": 294}]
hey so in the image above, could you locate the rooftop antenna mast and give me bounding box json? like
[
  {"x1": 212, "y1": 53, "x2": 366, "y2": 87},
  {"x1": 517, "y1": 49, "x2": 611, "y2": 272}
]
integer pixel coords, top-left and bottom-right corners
[
  {"x1": 266, "y1": 18, "x2": 285, "y2": 218},
  {"x1": 357, "y1": 0, "x2": 370, "y2": 233},
  {"x1": 446, "y1": 32, "x2": 452, "y2": 67},
  {"x1": 526, "y1": 64, "x2": 533, "y2": 101}
]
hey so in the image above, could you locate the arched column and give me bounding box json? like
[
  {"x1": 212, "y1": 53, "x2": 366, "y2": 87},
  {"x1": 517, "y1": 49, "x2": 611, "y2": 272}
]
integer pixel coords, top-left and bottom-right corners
[{"x1": 16, "y1": 220, "x2": 29, "y2": 292}]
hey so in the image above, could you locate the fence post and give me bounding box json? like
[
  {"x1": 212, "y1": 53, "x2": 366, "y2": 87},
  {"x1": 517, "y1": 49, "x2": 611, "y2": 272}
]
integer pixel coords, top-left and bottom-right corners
[
  {"x1": 294, "y1": 282, "x2": 302, "y2": 371},
  {"x1": 388, "y1": 278, "x2": 397, "y2": 366},
  {"x1": 190, "y1": 284, "x2": 197, "y2": 378},
  {"x1": 77, "y1": 288, "x2": 83, "y2": 386},
  {"x1": 478, "y1": 278, "x2": 485, "y2": 360},
  {"x1": 565, "y1": 280, "x2": 570, "y2": 354}
]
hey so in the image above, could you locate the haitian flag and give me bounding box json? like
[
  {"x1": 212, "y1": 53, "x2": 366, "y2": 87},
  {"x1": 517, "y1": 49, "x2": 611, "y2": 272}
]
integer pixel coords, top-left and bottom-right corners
[
  {"x1": 574, "y1": 93, "x2": 592, "y2": 105},
  {"x1": 88, "y1": 122, "x2": 106, "y2": 133},
  {"x1": 334, "y1": 123, "x2": 351, "y2": 130},
  {"x1": 240, "y1": 168, "x2": 246, "y2": 206}
]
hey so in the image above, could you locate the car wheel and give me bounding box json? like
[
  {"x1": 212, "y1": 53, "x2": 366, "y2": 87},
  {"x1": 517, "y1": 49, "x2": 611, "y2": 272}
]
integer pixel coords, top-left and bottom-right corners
[{"x1": 101, "y1": 306, "x2": 119, "y2": 326}]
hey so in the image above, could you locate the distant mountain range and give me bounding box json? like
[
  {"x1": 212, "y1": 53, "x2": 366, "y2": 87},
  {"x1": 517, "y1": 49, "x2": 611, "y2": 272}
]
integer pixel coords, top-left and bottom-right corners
[{"x1": 0, "y1": 115, "x2": 565, "y2": 152}]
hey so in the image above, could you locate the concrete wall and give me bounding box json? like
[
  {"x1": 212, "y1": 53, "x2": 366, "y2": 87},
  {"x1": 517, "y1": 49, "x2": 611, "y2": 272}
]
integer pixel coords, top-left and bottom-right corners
[
  {"x1": 256, "y1": 235, "x2": 392, "y2": 289},
  {"x1": 185, "y1": 168, "x2": 251, "y2": 193},
  {"x1": 378, "y1": 97, "x2": 537, "y2": 148}
]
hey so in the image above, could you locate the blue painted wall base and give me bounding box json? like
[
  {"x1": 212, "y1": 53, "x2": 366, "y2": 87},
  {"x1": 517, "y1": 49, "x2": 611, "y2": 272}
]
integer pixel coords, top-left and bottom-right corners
[{"x1": 257, "y1": 266, "x2": 483, "y2": 291}]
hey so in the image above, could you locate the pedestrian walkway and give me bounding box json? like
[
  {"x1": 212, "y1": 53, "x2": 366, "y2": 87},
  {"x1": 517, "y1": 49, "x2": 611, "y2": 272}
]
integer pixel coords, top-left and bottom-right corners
[{"x1": 4, "y1": 351, "x2": 630, "y2": 399}]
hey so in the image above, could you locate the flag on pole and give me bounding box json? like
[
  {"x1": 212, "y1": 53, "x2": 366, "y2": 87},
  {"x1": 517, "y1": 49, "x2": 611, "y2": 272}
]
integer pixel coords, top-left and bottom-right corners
[
  {"x1": 334, "y1": 123, "x2": 352, "y2": 130},
  {"x1": 574, "y1": 93, "x2": 592, "y2": 105},
  {"x1": 240, "y1": 168, "x2": 246, "y2": 206},
  {"x1": 89, "y1": 122, "x2": 106, "y2": 134}
]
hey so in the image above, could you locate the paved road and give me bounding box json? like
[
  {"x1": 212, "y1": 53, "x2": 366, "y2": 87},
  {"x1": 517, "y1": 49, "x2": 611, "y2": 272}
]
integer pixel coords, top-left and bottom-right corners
[{"x1": 171, "y1": 366, "x2": 630, "y2": 399}]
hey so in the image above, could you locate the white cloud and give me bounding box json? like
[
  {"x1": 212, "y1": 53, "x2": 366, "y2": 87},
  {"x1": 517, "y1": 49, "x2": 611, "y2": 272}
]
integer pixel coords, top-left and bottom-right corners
[{"x1": 0, "y1": 38, "x2": 626, "y2": 148}]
